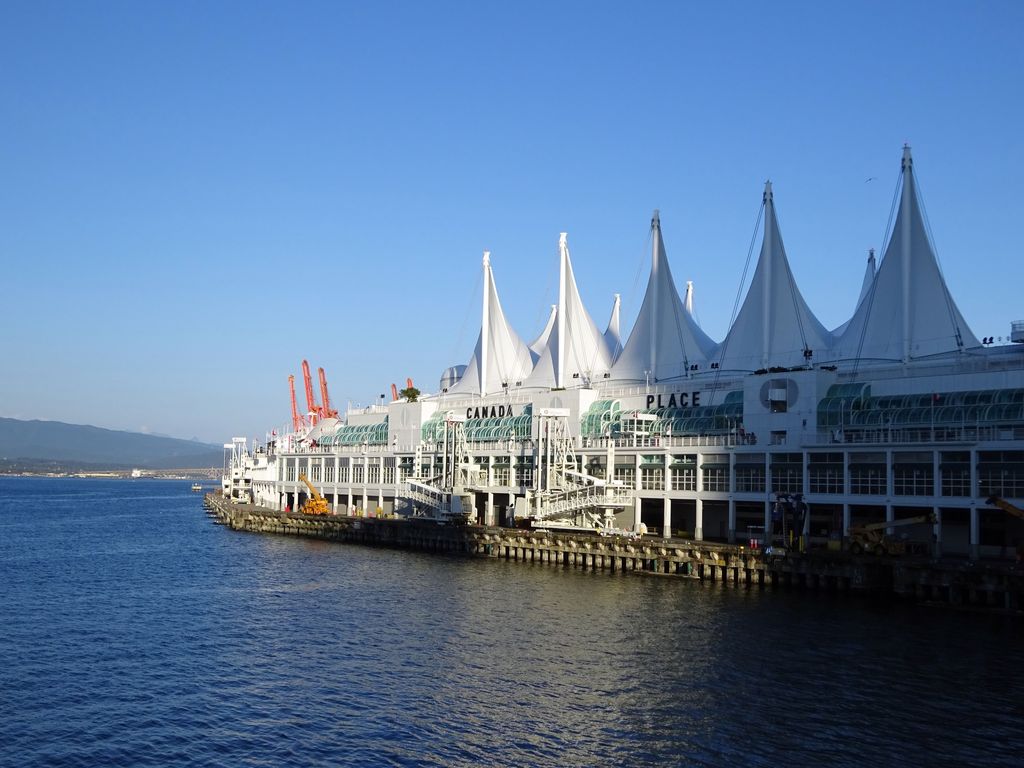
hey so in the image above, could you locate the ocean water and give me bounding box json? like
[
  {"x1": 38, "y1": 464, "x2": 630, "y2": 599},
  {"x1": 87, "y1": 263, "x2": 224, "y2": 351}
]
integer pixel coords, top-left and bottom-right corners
[{"x1": 1, "y1": 477, "x2": 1022, "y2": 768}]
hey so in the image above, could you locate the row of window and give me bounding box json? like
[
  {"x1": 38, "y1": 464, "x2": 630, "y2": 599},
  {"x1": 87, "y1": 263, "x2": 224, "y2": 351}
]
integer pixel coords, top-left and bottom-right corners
[{"x1": 281, "y1": 457, "x2": 1023, "y2": 498}]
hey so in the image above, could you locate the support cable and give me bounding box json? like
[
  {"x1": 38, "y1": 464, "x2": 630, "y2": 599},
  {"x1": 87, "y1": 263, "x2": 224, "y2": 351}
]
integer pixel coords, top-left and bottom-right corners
[
  {"x1": 914, "y1": 168, "x2": 966, "y2": 350},
  {"x1": 711, "y1": 200, "x2": 765, "y2": 399},
  {"x1": 850, "y1": 169, "x2": 902, "y2": 379}
]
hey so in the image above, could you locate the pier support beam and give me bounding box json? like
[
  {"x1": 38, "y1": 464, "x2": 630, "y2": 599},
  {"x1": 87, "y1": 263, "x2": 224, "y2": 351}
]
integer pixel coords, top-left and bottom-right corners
[
  {"x1": 716, "y1": 499, "x2": 724, "y2": 548},
  {"x1": 486, "y1": 492, "x2": 496, "y2": 527}
]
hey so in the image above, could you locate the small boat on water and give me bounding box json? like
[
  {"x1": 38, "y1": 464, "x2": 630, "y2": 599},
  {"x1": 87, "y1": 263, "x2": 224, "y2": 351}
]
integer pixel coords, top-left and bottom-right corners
[{"x1": 191, "y1": 483, "x2": 203, "y2": 492}]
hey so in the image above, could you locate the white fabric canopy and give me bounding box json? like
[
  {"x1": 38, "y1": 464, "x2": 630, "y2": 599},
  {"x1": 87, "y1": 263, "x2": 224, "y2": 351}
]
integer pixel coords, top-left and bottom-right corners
[
  {"x1": 604, "y1": 294, "x2": 623, "y2": 363},
  {"x1": 611, "y1": 211, "x2": 717, "y2": 382},
  {"x1": 834, "y1": 147, "x2": 979, "y2": 362},
  {"x1": 446, "y1": 252, "x2": 534, "y2": 395},
  {"x1": 523, "y1": 234, "x2": 612, "y2": 388},
  {"x1": 716, "y1": 183, "x2": 833, "y2": 371}
]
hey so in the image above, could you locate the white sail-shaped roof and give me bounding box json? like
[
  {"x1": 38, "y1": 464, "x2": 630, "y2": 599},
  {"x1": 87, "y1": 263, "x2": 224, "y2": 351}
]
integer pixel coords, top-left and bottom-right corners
[
  {"x1": 610, "y1": 211, "x2": 717, "y2": 382},
  {"x1": 604, "y1": 294, "x2": 623, "y2": 362},
  {"x1": 834, "y1": 146, "x2": 979, "y2": 362},
  {"x1": 522, "y1": 233, "x2": 612, "y2": 389},
  {"x1": 446, "y1": 252, "x2": 534, "y2": 396},
  {"x1": 529, "y1": 305, "x2": 557, "y2": 361},
  {"x1": 716, "y1": 183, "x2": 833, "y2": 371}
]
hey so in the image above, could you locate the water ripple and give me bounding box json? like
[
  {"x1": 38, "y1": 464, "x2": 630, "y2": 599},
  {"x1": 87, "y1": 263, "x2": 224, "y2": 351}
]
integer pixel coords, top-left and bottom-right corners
[{"x1": 2, "y1": 477, "x2": 1023, "y2": 768}]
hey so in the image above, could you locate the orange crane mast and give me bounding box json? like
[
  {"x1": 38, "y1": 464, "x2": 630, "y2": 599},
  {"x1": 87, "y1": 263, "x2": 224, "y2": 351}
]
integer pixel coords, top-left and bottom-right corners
[
  {"x1": 318, "y1": 367, "x2": 338, "y2": 418},
  {"x1": 301, "y1": 359, "x2": 320, "y2": 423},
  {"x1": 288, "y1": 375, "x2": 304, "y2": 432}
]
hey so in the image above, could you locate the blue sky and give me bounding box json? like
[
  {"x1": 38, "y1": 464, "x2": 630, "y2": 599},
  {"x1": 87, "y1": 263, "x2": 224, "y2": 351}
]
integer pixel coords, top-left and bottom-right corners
[{"x1": 2, "y1": 1, "x2": 1022, "y2": 443}]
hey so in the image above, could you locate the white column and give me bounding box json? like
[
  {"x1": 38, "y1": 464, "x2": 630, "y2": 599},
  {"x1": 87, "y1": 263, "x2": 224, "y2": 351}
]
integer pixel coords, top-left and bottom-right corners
[
  {"x1": 842, "y1": 503, "x2": 851, "y2": 537},
  {"x1": 633, "y1": 496, "x2": 643, "y2": 532},
  {"x1": 933, "y1": 505, "x2": 942, "y2": 559},
  {"x1": 697, "y1": 497, "x2": 706, "y2": 542},
  {"x1": 663, "y1": 497, "x2": 672, "y2": 539},
  {"x1": 969, "y1": 505, "x2": 980, "y2": 560},
  {"x1": 970, "y1": 448, "x2": 978, "y2": 501}
]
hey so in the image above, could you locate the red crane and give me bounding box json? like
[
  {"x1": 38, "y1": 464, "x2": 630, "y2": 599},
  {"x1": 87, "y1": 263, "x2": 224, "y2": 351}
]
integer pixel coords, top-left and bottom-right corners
[
  {"x1": 288, "y1": 375, "x2": 305, "y2": 432},
  {"x1": 318, "y1": 367, "x2": 338, "y2": 418},
  {"x1": 301, "y1": 359, "x2": 319, "y2": 423}
]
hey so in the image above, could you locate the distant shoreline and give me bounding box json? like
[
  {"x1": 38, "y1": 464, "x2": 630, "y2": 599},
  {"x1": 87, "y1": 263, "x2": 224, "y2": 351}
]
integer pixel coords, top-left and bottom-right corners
[{"x1": 0, "y1": 469, "x2": 219, "y2": 480}]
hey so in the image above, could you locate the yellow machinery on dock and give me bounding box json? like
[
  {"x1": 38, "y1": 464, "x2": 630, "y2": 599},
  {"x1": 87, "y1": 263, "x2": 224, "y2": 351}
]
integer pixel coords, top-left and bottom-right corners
[
  {"x1": 848, "y1": 512, "x2": 935, "y2": 556},
  {"x1": 986, "y1": 496, "x2": 1024, "y2": 520},
  {"x1": 297, "y1": 473, "x2": 331, "y2": 515}
]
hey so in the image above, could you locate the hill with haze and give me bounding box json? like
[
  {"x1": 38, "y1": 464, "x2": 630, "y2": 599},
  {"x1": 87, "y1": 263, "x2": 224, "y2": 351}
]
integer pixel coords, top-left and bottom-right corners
[{"x1": 0, "y1": 418, "x2": 223, "y2": 469}]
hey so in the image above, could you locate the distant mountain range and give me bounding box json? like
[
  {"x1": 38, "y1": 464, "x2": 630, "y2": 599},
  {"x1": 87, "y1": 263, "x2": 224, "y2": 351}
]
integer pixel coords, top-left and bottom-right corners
[{"x1": 0, "y1": 418, "x2": 223, "y2": 469}]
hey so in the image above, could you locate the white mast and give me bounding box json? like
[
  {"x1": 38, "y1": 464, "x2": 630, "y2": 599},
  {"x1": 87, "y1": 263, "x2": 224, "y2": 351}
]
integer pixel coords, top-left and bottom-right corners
[
  {"x1": 650, "y1": 210, "x2": 660, "y2": 378},
  {"x1": 684, "y1": 281, "x2": 694, "y2": 315},
  {"x1": 901, "y1": 145, "x2": 913, "y2": 363},
  {"x1": 481, "y1": 251, "x2": 491, "y2": 395},
  {"x1": 557, "y1": 233, "x2": 568, "y2": 388},
  {"x1": 762, "y1": 181, "x2": 773, "y2": 368}
]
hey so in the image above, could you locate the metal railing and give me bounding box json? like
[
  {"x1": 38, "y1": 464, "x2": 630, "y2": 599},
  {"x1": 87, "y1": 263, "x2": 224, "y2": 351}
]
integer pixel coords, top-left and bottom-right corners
[
  {"x1": 812, "y1": 425, "x2": 1024, "y2": 446},
  {"x1": 535, "y1": 484, "x2": 634, "y2": 521}
]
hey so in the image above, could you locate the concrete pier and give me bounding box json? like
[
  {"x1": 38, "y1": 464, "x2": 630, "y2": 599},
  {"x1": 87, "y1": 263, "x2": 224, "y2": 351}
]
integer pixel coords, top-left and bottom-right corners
[{"x1": 205, "y1": 495, "x2": 1024, "y2": 614}]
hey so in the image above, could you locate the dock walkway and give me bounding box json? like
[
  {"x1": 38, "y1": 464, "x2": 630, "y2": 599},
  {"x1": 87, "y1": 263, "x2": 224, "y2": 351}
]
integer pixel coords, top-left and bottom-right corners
[{"x1": 204, "y1": 494, "x2": 1023, "y2": 613}]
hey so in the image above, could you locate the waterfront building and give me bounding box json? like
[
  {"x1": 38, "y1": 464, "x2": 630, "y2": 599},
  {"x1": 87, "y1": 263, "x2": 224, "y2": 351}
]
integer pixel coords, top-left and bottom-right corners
[{"x1": 226, "y1": 147, "x2": 1024, "y2": 560}]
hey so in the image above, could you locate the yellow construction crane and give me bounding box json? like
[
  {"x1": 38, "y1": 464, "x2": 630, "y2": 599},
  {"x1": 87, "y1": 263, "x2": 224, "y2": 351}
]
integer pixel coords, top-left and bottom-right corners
[
  {"x1": 986, "y1": 496, "x2": 1024, "y2": 520},
  {"x1": 297, "y1": 473, "x2": 331, "y2": 515},
  {"x1": 848, "y1": 512, "x2": 935, "y2": 556}
]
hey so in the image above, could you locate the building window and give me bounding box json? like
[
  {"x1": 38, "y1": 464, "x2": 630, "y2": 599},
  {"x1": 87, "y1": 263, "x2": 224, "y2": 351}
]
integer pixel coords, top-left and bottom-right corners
[
  {"x1": 850, "y1": 453, "x2": 885, "y2": 495},
  {"x1": 324, "y1": 464, "x2": 335, "y2": 483},
  {"x1": 809, "y1": 453, "x2": 843, "y2": 494},
  {"x1": 353, "y1": 465, "x2": 364, "y2": 484},
  {"x1": 893, "y1": 452, "x2": 933, "y2": 496},
  {"x1": 368, "y1": 465, "x2": 381, "y2": 484},
  {"x1": 702, "y1": 466, "x2": 729, "y2": 492},
  {"x1": 893, "y1": 466, "x2": 932, "y2": 496},
  {"x1": 735, "y1": 459, "x2": 766, "y2": 493},
  {"x1": 493, "y1": 466, "x2": 511, "y2": 486},
  {"x1": 671, "y1": 467, "x2": 696, "y2": 491},
  {"x1": 977, "y1": 451, "x2": 1024, "y2": 498},
  {"x1": 338, "y1": 464, "x2": 349, "y2": 483},
  {"x1": 640, "y1": 467, "x2": 664, "y2": 491},
  {"x1": 940, "y1": 451, "x2": 968, "y2": 497},
  {"x1": 770, "y1": 454, "x2": 803, "y2": 494},
  {"x1": 311, "y1": 464, "x2": 321, "y2": 482},
  {"x1": 614, "y1": 467, "x2": 635, "y2": 487}
]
